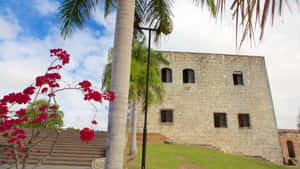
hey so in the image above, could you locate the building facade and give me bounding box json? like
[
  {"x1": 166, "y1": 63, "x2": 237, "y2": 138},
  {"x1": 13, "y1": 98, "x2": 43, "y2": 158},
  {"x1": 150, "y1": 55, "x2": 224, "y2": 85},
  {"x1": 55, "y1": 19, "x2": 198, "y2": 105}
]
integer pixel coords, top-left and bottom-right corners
[
  {"x1": 278, "y1": 129, "x2": 300, "y2": 166},
  {"x1": 136, "y1": 51, "x2": 283, "y2": 164}
]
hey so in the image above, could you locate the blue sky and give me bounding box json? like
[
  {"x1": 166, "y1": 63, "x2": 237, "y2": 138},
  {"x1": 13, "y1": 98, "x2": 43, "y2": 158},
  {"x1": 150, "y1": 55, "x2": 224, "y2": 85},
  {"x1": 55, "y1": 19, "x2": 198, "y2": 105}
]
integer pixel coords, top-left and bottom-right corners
[{"x1": 0, "y1": 0, "x2": 299, "y2": 130}]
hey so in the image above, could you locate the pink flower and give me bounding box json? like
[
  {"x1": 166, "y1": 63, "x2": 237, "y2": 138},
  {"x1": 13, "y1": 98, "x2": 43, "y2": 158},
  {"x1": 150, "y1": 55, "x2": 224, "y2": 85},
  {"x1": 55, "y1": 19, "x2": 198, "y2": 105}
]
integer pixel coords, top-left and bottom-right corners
[
  {"x1": 50, "y1": 49, "x2": 70, "y2": 65},
  {"x1": 18, "y1": 135, "x2": 26, "y2": 139},
  {"x1": 41, "y1": 87, "x2": 48, "y2": 93},
  {"x1": 8, "y1": 138, "x2": 17, "y2": 143},
  {"x1": 23, "y1": 86, "x2": 35, "y2": 95},
  {"x1": 79, "y1": 81, "x2": 92, "y2": 91},
  {"x1": 103, "y1": 90, "x2": 115, "y2": 102},
  {"x1": 50, "y1": 105, "x2": 57, "y2": 109},
  {"x1": 92, "y1": 120, "x2": 97, "y2": 125},
  {"x1": 39, "y1": 113, "x2": 48, "y2": 120},
  {"x1": 48, "y1": 93, "x2": 56, "y2": 97},
  {"x1": 35, "y1": 73, "x2": 61, "y2": 88},
  {"x1": 36, "y1": 150, "x2": 40, "y2": 153},
  {"x1": 48, "y1": 65, "x2": 62, "y2": 71},
  {"x1": 80, "y1": 128, "x2": 95, "y2": 143},
  {"x1": 50, "y1": 113, "x2": 57, "y2": 119},
  {"x1": 33, "y1": 118, "x2": 42, "y2": 124},
  {"x1": 84, "y1": 90, "x2": 102, "y2": 102},
  {"x1": 38, "y1": 105, "x2": 48, "y2": 112},
  {"x1": 21, "y1": 116, "x2": 29, "y2": 122},
  {"x1": 1, "y1": 92, "x2": 31, "y2": 104},
  {"x1": 16, "y1": 109, "x2": 26, "y2": 117}
]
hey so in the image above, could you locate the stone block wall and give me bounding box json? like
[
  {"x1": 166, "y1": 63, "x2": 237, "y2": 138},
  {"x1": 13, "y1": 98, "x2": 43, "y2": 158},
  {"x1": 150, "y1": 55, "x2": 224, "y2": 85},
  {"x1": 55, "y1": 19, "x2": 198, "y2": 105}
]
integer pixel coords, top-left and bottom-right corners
[{"x1": 136, "y1": 51, "x2": 283, "y2": 164}]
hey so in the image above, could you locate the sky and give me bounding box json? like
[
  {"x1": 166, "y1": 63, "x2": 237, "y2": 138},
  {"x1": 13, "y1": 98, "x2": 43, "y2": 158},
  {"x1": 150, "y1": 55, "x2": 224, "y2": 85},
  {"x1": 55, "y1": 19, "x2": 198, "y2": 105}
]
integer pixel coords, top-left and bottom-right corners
[{"x1": 0, "y1": 0, "x2": 299, "y2": 130}]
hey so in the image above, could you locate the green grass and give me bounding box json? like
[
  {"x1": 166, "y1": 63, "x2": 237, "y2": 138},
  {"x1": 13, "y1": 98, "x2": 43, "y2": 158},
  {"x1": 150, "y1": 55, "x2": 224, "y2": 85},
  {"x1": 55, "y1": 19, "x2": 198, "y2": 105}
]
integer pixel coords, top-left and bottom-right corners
[{"x1": 128, "y1": 143, "x2": 296, "y2": 169}]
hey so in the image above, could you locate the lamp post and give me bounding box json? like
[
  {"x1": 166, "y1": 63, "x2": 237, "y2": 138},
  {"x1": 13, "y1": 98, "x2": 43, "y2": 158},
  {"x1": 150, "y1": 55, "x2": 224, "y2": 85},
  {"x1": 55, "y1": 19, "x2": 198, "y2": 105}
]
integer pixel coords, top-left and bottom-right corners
[
  {"x1": 140, "y1": 22, "x2": 172, "y2": 169},
  {"x1": 140, "y1": 27, "x2": 156, "y2": 169}
]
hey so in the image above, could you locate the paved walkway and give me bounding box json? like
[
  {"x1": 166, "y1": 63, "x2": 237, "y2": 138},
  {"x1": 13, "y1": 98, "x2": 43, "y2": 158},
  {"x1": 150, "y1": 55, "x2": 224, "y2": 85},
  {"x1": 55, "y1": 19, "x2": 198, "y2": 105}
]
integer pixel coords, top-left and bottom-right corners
[{"x1": 0, "y1": 165, "x2": 91, "y2": 169}]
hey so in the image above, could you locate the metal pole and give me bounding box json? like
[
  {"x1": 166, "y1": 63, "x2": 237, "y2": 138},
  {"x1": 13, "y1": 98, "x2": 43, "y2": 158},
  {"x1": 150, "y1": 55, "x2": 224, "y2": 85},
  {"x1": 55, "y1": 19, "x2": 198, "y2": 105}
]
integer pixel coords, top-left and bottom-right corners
[{"x1": 141, "y1": 29, "x2": 151, "y2": 169}]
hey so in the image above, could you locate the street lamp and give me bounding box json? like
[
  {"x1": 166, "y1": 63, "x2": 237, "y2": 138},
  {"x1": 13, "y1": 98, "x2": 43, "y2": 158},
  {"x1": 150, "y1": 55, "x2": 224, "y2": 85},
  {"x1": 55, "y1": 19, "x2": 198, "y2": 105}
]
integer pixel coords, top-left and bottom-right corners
[
  {"x1": 140, "y1": 22, "x2": 172, "y2": 169},
  {"x1": 140, "y1": 27, "x2": 156, "y2": 169}
]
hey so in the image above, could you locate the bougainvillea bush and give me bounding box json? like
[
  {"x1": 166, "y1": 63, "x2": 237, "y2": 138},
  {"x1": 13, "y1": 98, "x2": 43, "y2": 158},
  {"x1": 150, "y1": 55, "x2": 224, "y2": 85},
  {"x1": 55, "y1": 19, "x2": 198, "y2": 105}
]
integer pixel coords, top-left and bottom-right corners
[{"x1": 0, "y1": 49, "x2": 114, "y2": 169}]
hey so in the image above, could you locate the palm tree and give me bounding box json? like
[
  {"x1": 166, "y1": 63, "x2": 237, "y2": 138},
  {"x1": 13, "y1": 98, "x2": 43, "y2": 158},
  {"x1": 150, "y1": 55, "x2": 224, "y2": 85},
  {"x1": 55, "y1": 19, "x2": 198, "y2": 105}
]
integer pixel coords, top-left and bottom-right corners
[
  {"x1": 57, "y1": 1, "x2": 294, "y2": 169},
  {"x1": 102, "y1": 38, "x2": 169, "y2": 156},
  {"x1": 57, "y1": 1, "x2": 175, "y2": 168}
]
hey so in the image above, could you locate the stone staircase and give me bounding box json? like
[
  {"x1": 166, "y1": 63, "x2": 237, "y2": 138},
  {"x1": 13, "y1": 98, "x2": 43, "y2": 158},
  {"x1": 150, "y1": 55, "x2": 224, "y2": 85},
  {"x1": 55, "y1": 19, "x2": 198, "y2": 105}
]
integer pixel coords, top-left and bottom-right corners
[{"x1": 0, "y1": 129, "x2": 106, "y2": 167}]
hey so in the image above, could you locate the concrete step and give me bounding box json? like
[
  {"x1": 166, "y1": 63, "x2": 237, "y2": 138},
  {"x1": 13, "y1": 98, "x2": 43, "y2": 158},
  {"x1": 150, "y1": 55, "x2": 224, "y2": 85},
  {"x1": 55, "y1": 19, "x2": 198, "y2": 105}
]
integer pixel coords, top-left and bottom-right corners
[
  {"x1": 0, "y1": 129, "x2": 107, "y2": 167},
  {"x1": 5, "y1": 159, "x2": 92, "y2": 166},
  {"x1": 28, "y1": 145, "x2": 106, "y2": 151}
]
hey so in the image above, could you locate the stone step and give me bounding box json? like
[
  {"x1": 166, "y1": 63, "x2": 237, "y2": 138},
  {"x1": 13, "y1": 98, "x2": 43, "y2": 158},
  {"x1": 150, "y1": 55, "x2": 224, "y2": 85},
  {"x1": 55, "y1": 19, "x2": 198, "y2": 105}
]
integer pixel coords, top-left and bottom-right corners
[
  {"x1": 0, "y1": 153, "x2": 103, "y2": 159},
  {"x1": 5, "y1": 159, "x2": 92, "y2": 166},
  {"x1": 0, "y1": 149, "x2": 104, "y2": 155},
  {"x1": 1, "y1": 155, "x2": 101, "y2": 161},
  {"x1": 29, "y1": 144, "x2": 106, "y2": 149},
  {"x1": 0, "y1": 129, "x2": 107, "y2": 167}
]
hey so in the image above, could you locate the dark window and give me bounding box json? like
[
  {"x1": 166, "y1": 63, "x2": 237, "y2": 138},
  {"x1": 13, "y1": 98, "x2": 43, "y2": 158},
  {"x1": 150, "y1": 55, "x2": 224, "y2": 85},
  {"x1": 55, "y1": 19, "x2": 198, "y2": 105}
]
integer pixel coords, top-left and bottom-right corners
[
  {"x1": 183, "y1": 69, "x2": 195, "y2": 83},
  {"x1": 238, "y1": 114, "x2": 250, "y2": 128},
  {"x1": 214, "y1": 113, "x2": 227, "y2": 128},
  {"x1": 233, "y1": 71, "x2": 244, "y2": 85},
  {"x1": 160, "y1": 110, "x2": 173, "y2": 123},
  {"x1": 287, "y1": 141, "x2": 296, "y2": 158},
  {"x1": 161, "y1": 68, "x2": 172, "y2": 83}
]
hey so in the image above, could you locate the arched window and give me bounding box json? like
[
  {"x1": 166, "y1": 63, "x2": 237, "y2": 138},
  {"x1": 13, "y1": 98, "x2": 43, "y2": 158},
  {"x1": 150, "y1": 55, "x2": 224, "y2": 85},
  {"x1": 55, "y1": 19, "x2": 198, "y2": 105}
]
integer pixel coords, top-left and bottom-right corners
[
  {"x1": 161, "y1": 68, "x2": 172, "y2": 83},
  {"x1": 287, "y1": 141, "x2": 296, "y2": 158},
  {"x1": 183, "y1": 69, "x2": 195, "y2": 83}
]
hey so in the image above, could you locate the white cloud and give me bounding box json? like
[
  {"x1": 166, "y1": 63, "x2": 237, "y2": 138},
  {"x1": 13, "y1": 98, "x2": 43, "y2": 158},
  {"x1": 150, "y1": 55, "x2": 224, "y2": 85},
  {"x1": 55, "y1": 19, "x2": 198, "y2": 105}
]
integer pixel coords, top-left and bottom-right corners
[
  {"x1": 0, "y1": 14, "x2": 22, "y2": 40},
  {"x1": 92, "y1": 7, "x2": 116, "y2": 33},
  {"x1": 157, "y1": 1, "x2": 300, "y2": 129},
  {"x1": 32, "y1": 0, "x2": 59, "y2": 16},
  {"x1": 0, "y1": 23, "x2": 113, "y2": 131}
]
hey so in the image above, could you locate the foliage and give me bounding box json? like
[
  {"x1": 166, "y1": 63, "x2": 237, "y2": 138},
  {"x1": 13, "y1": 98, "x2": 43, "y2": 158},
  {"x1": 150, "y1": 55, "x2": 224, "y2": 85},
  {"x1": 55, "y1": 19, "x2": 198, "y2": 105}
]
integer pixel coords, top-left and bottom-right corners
[
  {"x1": 16, "y1": 99, "x2": 64, "y2": 129},
  {"x1": 57, "y1": 0, "x2": 177, "y2": 41},
  {"x1": 101, "y1": 38, "x2": 169, "y2": 105},
  {"x1": 129, "y1": 143, "x2": 294, "y2": 169}
]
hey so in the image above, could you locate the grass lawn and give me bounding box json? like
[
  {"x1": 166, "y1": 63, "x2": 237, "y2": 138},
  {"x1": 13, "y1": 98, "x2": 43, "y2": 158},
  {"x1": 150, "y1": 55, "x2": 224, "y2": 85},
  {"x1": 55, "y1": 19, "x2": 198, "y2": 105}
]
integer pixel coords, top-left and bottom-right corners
[{"x1": 128, "y1": 143, "x2": 297, "y2": 169}]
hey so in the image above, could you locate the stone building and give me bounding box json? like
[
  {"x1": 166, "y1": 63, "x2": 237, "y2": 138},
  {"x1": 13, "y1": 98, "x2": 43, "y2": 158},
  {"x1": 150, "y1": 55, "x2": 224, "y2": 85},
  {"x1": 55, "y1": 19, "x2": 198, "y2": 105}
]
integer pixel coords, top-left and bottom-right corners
[
  {"x1": 278, "y1": 129, "x2": 300, "y2": 166},
  {"x1": 136, "y1": 51, "x2": 283, "y2": 164}
]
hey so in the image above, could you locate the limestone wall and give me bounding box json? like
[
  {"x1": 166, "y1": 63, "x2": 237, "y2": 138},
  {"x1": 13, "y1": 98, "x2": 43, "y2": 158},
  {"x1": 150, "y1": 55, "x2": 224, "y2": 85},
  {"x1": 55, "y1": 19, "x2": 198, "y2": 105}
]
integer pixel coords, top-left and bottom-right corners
[{"x1": 136, "y1": 51, "x2": 283, "y2": 164}]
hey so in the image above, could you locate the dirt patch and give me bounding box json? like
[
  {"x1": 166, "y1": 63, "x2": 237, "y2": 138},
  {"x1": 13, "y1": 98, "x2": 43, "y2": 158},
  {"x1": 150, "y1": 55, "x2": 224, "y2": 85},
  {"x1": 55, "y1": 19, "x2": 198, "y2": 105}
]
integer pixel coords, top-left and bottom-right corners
[
  {"x1": 176, "y1": 155, "x2": 189, "y2": 161},
  {"x1": 205, "y1": 156, "x2": 217, "y2": 160},
  {"x1": 179, "y1": 162, "x2": 206, "y2": 169}
]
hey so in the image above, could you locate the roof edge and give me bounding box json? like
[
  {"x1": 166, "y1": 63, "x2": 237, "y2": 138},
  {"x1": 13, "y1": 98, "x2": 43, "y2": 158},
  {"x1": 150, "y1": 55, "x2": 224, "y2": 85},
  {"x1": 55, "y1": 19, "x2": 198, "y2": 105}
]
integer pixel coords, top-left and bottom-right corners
[{"x1": 157, "y1": 50, "x2": 265, "y2": 58}]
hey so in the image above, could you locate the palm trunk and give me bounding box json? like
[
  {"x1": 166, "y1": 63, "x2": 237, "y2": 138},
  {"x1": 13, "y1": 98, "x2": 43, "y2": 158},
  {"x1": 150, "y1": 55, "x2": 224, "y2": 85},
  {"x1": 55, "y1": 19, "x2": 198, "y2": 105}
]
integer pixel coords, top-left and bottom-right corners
[
  {"x1": 104, "y1": 0, "x2": 135, "y2": 169},
  {"x1": 130, "y1": 100, "x2": 137, "y2": 155}
]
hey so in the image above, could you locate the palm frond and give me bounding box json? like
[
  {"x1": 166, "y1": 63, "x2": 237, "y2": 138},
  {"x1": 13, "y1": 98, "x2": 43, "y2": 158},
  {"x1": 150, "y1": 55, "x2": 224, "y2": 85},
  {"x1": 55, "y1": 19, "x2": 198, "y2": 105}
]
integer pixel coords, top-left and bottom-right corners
[
  {"x1": 104, "y1": 0, "x2": 117, "y2": 17},
  {"x1": 193, "y1": 0, "x2": 217, "y2": 16},
  {"x1": 144, "y1": 0, "x2": 174, "y2": 41},
  {"x1": 101, "y1": 62, "x2": 112, "y2": 91},
  {"x1": 57, "y1": 0, "x2": 99, "y2": 39},
  {"x1": 194, "y1": 0, "x2": 296, "y2": 48},
  {"x1": 134, "y1": 0, "x2": 146, "y2": 38},
  {"x1": 223, "y1": 0, "x2": 293, "y2": 48}
]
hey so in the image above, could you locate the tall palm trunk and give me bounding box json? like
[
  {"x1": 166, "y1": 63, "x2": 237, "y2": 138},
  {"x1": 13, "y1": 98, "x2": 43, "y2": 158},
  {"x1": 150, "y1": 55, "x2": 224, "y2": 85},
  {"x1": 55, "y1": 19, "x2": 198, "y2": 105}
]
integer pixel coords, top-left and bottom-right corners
[
  {"x1": 130, "y1": 100, "x2": 137, "y2": 155},
  {"x1": 105, "y1": 0, "x2": 136, "y2": 169}
]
